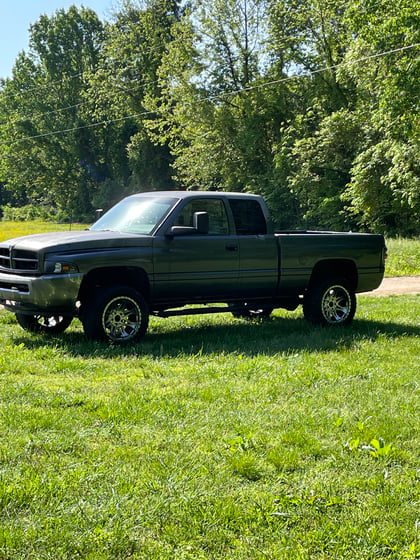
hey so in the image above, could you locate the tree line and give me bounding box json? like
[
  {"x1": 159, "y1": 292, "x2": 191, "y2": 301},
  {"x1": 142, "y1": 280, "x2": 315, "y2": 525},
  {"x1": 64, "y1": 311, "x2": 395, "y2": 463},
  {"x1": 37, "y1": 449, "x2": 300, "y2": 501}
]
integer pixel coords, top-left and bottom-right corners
[{"x1": 0, "y1": 0, "x2": 418, "y2": 235}]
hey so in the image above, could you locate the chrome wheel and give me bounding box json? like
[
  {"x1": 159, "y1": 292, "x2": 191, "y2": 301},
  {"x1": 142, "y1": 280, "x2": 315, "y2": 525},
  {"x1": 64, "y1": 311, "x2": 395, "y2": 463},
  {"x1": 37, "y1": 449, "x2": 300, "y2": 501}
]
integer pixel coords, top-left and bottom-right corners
[
  {"x1": 303, "y1": 277, "x2": 356, "y2": 327},
  {"x1": 15, "y1": 313, "x2": 72, "y2": 334},
  {"x1": 321, "y1": 285, "x2": 352, "y2": 324},
  {"x1": 102, "y1": 295, "x2": 142, "y2": 342},
  {"x1": 82, "y1": 286, "x2": 149, "y2": 343}
]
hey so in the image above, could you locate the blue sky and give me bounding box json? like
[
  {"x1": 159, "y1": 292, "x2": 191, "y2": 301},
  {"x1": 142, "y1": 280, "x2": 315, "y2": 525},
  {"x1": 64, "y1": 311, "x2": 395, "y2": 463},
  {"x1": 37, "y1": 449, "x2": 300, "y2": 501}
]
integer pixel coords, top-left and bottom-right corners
[{"x1": 0, "y1": 1, "x2": 116, "y2": 79}]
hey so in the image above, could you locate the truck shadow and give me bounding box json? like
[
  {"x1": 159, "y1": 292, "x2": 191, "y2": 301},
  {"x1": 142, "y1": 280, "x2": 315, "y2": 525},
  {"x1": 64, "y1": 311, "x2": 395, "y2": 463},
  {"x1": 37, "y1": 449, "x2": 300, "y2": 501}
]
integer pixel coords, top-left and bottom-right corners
[
  {"x1": 139, "y1": 316, "x2": 420, "y2": 357},
  {"x1": 12, "y1": 314, "x2": 420, "y2": 358}
]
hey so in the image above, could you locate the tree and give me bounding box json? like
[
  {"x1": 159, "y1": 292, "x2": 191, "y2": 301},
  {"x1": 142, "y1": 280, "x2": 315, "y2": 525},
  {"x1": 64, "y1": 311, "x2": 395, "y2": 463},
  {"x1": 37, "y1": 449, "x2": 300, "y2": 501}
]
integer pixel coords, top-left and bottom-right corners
[
  {"x1": 268, "y1": 0, "x2": 419, "y2": 234},
  {"x1": 341, "y1": 0, "x2": 420, "y2": 234},
  {"x1": 144, "y1": 0, "x2": 299, "y2": 226},
  {"x1": 0, "y1": 6, "x2": 104, "y2": 220},
  {"x1": 83, "y1": 0, "x2": 182, "y2": 210},
  {"x1": 1, "y1": 0, "x2": 417, "y2": 233},
  {"x1": 0, "y1": 1, "x2": 182, "y2": 219},
  {"x1": 266, "y1": 0, "x2": 360, "y2": 229},
  {"x1": 268, "y1": 0, "x2": 351, "y2": 109}
]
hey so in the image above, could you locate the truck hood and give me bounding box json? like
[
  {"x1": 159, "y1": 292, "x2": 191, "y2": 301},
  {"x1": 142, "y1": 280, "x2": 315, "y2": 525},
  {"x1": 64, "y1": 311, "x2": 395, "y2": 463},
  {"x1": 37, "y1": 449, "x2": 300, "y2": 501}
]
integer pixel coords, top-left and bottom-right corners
[{"x1": 3, "y1": 229, "x2": 153, "y2": 253}]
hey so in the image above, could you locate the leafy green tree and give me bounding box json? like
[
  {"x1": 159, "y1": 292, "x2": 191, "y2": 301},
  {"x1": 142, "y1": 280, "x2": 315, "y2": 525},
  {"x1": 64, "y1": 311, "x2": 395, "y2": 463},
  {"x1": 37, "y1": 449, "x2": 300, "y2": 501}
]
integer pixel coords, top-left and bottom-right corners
[
  {"x1": 144, "y1": 0, "x2": 299, "y2": 226},
  {"x1": 0, "y1": 1, "x2": 182, "y2": 219},
  {"x1": 0, "y1": 6, "x2": 104, "y2": 220},
  {"x1": 285, "y1": 109, "x2": 362, "y2": 230},
  {"x1": 268, "y1": 0, "x2": 419, "y2": 234},
  {"x1": 84, "y1": 0, "x2": 182, "y2": 210},
  {"x1": 1, "y1": 0, "x2": 417, "y2": 233},
  {"x1": 267, "y1": 0, "x2": 360, "y2": 229},
  {"x1": 268, "y1": 0, "x2": 351, "y2": 109},
  {"x1": 341, "y1": 0, "x2": 420, "y2": 234}
]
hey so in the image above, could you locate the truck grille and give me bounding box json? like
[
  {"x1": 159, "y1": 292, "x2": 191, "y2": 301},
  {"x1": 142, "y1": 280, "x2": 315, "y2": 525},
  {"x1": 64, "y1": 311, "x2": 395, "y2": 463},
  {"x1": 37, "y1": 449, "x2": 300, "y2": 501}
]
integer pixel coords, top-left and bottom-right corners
[{"x1": 0, "y1": 248, "x2": 39, "y2": 272}]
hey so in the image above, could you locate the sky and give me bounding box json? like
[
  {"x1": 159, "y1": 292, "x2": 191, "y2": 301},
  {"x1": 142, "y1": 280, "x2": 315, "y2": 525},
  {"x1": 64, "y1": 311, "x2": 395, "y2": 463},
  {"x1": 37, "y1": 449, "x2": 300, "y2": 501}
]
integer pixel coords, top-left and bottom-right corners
[{"x1": 0, "y1": 0, "x2": 117, "y2": 79}]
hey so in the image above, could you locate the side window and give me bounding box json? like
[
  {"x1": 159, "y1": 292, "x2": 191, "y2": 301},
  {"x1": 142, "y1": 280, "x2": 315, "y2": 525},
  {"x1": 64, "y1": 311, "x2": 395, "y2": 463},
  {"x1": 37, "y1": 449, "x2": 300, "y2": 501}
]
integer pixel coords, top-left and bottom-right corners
[
  {"x1": 174, "y1": 199, "x2": 229, "y2": 235},
  {"x1": 229, "y1": 199, "x2": 267, "y2": 235}
]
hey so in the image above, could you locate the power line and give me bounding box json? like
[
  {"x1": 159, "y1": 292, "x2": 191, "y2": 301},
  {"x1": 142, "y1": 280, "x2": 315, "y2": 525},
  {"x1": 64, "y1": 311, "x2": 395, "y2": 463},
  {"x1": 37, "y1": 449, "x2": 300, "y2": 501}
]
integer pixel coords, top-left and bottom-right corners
[
  {"x1": 1, "y1": 42, "x2": 418, "y2": 147},
  {"x1": 4, "y1": 72, "x2": 86, "y2": 94},
  {"x1": 220, "y1": 43, "x2": 420, "y2": 98},
  {"x1": 1, "y1": 111, "x2": 155, "y2": 145},
  {"x1": 1, "y1": 33, "x2": 188, "y2": 100},
  {"x1": 0, "y1": 77, "x2": 160, "y2": 126},
  {"x1": 3, "y1": 40, "x2": 418, "y2": 123}
]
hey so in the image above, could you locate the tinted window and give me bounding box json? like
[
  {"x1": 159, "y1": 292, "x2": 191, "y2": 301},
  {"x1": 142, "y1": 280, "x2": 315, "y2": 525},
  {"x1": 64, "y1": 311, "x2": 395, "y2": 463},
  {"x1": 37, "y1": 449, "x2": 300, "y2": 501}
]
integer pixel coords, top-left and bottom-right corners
[
  {"x1": 229, "y1": 199, "x2": 267, "y2": 235},
  {"x1": 174, "y1": 199, "x2": 229, "y2": 235}
]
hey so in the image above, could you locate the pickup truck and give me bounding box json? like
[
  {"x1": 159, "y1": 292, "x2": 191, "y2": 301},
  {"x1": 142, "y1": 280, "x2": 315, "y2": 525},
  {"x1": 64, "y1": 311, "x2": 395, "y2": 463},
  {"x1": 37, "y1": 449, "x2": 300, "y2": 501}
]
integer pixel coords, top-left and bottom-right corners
[{"x1": 0, "y1": 191, "x2": 386, "y2": 343}]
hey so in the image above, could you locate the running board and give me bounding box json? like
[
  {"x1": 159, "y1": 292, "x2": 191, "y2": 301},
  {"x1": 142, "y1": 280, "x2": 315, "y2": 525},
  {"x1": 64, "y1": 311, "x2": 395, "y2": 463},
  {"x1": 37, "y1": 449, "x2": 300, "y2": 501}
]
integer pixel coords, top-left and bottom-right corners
[
  {"x1": 153, "y1": 306, "x2": 233, "y2": 318},
  {"x1": 152, "y1": 299, "x2": 299, "y2": 318}
]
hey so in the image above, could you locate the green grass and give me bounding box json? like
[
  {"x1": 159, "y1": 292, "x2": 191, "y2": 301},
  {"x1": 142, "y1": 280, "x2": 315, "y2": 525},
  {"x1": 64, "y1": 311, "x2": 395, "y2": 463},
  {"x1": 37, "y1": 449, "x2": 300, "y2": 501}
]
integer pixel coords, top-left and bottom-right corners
[
  {"x1": 385, "y1": 238, "x2": 420, "y2": 277},
  {"x1": 0, "y1": 296, "x2": 419, "y2": 559},
  {"x1": 0, "y1": 220, "x2": 87, "y2": 242}
]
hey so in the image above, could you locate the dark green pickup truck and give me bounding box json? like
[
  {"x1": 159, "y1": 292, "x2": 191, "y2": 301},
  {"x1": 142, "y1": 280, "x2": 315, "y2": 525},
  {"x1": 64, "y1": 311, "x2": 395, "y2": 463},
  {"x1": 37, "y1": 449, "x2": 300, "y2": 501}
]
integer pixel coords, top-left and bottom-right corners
[{"x1": 0, "y1": 191, "x2": 386, "y2": 343}]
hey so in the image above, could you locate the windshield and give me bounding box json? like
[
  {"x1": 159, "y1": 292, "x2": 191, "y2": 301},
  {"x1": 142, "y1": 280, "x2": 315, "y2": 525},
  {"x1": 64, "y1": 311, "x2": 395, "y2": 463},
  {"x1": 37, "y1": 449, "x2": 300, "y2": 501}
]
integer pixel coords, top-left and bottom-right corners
[{"x1": 90, "y1": 196, "x2": 177, "y2": 234}]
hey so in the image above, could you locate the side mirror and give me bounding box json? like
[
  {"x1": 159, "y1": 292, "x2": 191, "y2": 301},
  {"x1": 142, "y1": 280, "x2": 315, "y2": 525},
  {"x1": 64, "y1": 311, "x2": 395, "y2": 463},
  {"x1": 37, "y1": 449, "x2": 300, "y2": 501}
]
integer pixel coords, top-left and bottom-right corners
[
  {"x1": 193, "y1": 212, "x2": 209, "y2": 234},
  {"x1": 167, "y1": 211, "x2": 209, "y2": 236}
]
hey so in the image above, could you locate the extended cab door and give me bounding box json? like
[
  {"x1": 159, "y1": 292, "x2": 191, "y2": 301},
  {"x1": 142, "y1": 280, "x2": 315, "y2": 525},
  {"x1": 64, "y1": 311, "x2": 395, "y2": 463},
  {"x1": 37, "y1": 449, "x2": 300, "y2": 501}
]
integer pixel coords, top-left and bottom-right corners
[
  {"x1": 153, "y1": 198, "x2": 239, "y2": 302},
  {"x1": 228, "y1": 198, "x2": 279, "y2": 297}
]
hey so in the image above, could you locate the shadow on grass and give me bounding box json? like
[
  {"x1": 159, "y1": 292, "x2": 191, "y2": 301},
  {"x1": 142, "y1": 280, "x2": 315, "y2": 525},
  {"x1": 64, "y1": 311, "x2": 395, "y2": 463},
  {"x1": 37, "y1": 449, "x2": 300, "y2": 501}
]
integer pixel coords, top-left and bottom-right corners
[{"x1": 10, "y1": 312, "x2": 420, "y2": 359}]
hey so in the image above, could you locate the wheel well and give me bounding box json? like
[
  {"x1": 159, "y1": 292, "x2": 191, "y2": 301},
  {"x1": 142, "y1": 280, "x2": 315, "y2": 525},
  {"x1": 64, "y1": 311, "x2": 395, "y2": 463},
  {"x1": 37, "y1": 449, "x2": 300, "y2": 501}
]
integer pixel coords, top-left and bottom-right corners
[
  {"x1": 308, "y1": 259, "x2": 358, "y2": 291},
  {"x1": 78, "y1": 267, "x2": 150, "y2": 304}
]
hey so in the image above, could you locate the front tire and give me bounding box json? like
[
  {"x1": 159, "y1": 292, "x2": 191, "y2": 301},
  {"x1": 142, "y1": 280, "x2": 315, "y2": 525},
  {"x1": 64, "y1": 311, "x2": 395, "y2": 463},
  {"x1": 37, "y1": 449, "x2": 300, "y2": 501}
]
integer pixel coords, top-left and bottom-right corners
[
  {"x1": 303, "y1": 278, "x2": 356, "y2": 326},
  {"x1": 15, "y1": 313, "x2": 72, "y2": 334},
  {"x1": 82, "y1": 286, "x2": 149, "y2": 343}
]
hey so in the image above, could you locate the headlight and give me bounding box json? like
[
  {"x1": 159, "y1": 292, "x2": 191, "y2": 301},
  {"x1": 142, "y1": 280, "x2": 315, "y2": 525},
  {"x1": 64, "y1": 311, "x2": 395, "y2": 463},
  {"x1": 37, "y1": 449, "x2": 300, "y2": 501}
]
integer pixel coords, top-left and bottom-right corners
[{"x1": 52, "y1": 262, "x2": 79, "y2": 274}]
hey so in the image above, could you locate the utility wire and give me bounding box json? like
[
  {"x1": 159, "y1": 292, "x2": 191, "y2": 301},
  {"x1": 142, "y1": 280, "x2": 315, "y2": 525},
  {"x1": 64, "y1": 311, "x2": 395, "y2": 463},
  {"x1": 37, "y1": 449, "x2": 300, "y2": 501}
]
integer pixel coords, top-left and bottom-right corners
[
  {"x1": 217, "y1": 43, "x2": 420, "y2": 98},
  {"x1": 0, "y1": 77, "x2": 160, "y2": 126},
  {"x1": 3, "y1": 41, "x2": 418, "y2": 123},
  {"x1": 2, "y1": 111, "x2": 155, "y2": 144},
  {"x1": 1, "y1": 33, "x2": 186, "y2": 99},
  {"x1": 1, "y1": 42, "x2": 418, "y2": 147}
]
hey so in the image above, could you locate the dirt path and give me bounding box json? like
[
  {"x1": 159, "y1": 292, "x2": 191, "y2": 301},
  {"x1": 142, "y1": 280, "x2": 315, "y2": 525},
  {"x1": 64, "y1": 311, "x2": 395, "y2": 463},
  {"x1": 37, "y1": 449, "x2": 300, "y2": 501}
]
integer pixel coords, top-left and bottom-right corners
[{"x1": 360, "y1": 276, "x2": 420, "y2": 296}]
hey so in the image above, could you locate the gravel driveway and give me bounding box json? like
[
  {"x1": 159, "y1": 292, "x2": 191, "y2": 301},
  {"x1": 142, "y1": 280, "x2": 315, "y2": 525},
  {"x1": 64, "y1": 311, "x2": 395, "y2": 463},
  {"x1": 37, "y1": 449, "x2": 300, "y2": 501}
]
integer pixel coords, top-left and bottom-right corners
[{"x1": 360, "y1": 276, "x2": 420, "y2": 296}]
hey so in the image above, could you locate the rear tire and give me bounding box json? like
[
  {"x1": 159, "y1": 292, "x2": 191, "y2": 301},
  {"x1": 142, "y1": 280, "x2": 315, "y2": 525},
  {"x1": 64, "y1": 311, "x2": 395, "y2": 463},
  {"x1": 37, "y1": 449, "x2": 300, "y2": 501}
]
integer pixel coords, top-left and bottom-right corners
[
  {"x1": 15, "y1": 313, "x2": 72, "y2": 334},
  {"x1": 82, "y1": 286, "x2": 149, "y2": 343},
  {"x1": 303, "y1": 278, "x2": 356, "y2": 326}
]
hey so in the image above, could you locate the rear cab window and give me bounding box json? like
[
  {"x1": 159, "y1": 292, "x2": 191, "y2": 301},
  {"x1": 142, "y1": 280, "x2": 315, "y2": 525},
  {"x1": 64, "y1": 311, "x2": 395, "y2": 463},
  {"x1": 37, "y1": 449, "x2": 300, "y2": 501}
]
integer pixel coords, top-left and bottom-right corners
[{"x1": 229, "y1": 199, "x2": 267, "y2": 235}]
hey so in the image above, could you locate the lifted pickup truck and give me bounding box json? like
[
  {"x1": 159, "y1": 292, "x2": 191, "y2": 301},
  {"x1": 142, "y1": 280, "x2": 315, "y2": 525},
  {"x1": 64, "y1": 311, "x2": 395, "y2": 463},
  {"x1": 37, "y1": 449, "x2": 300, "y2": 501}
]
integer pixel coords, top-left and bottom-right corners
[{"x1": 0, "y1": 191, "x2": 386, "y2": 343}]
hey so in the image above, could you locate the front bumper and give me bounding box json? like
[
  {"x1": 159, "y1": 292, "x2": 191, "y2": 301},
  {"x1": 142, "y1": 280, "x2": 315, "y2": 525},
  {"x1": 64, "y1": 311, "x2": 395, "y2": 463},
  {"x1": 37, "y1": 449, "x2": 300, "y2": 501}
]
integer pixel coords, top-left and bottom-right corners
[{"x1": 0, "y1": 272, "x2": 83, "y2": 315}]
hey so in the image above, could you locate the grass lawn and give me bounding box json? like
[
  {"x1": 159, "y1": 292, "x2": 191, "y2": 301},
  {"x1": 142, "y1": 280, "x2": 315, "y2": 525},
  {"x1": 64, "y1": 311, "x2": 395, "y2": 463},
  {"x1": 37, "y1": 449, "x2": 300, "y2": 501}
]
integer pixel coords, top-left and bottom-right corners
[
  {"x1": 0, "y1": 295, "x2": 419, "y2": 559},
  {"x1": 384, "y1": 238, "x2": 420, "y2": 277},
  {"x1": 0, "y1": 221, "x2": 87, "y2": 242}
]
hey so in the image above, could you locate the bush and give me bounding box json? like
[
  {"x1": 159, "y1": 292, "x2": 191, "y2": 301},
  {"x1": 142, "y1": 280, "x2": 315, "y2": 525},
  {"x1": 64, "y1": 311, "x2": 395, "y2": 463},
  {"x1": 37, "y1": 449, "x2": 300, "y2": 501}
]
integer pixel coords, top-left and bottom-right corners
[{"x1": 1, "y1": 204, "x2": 54, "y2": 222}]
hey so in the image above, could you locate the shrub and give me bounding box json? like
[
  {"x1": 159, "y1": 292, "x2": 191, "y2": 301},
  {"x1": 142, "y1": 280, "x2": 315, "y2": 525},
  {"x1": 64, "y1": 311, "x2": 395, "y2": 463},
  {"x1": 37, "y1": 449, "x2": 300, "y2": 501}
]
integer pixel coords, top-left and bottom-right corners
[{"x1": 1, "y1": 204, "x2": 54, "y2": 222}]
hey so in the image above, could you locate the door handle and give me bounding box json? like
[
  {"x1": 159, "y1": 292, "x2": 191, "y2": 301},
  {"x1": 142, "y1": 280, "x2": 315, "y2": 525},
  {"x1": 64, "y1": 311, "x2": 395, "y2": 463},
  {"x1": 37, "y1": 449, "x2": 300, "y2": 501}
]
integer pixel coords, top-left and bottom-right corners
[{"x1": 225, "y1": 245, "x2": 238, "y2": 252}]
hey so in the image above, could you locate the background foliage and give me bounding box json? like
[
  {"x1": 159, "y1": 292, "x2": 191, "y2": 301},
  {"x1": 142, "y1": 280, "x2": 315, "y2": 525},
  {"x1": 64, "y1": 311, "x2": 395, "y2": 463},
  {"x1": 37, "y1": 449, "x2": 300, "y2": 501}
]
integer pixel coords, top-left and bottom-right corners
[{"x1": 0, "y1": 0, "x2": 419, "y2": 234}]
